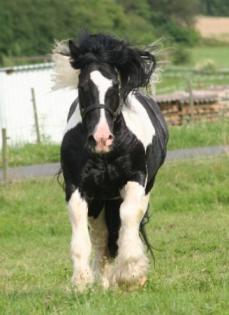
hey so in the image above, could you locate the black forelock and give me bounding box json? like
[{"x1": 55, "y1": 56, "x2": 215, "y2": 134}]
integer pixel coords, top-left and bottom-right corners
[{"x1": 68, "y1": 33, "x2": 156, "y2": 101}]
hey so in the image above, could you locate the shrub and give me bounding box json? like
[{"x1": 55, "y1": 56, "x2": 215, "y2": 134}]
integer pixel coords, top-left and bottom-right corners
[
  {"x1": 195, "y1": 59, "x2": 217, "y2": 73},
  {"x1": 166, "y1": 21, "x2": 200, "y2": 46},
  {"x1": 172, "y1": 46, "x2": 192, "y2": 65}
]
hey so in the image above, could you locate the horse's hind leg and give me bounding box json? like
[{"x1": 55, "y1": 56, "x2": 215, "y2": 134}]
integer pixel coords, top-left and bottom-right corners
[
  {"x1": 105, "y1": 199, "x2": 122, "y2": 258},
  {"x1": 99, "y1": 199, "x2": 121, "y2": 287},
  {"x1": 89, "y1": 210, "x2": 109, "y2": 285}
]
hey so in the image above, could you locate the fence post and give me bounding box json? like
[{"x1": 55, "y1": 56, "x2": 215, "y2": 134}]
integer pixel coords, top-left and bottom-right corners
[
  {"x1": 187, "y1": 78, "x2": 194, "y2": 123},
  {"x1": 1, "y1": 128, "x2": 8, "y2": 183},
  {"x1": 31, "y1": 87, "x2": 41, "y2": 144}
]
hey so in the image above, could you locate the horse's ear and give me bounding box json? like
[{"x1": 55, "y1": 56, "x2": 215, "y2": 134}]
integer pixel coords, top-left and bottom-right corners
[
  {"x1": 112, "y1": 47, "x2": 156, "y2": 101},
  {"x1": 69, "y1": 40, "x2": 82, "y2": 70},
  {"x1": 68, "y1": 40, "x2": 80, "y2": 56}
]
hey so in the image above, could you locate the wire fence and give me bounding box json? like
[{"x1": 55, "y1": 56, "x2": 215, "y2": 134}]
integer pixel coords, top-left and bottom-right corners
[
  {"x1": 0, "y1": 63, "x2": 77, "y2": 149},
  {"x1": 157, "y1": 67, "x2": 229, "y2": 94}
]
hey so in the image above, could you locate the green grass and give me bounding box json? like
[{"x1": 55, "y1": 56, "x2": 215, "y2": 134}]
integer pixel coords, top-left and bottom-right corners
[
  {"x1": 157, "y1": 45, "x2": 229, "y2": 93},
  {"x1": 190, "y1": 45, "x2": 229, "y2": 69},
  {"x1": 0, "y1": 156, "x2": 229, "y2": 314},
  {"x1": 157, "y1": 74, "x2": 229, "y2": 93},
  {"x1": 168, "y1": 120, "x2": 229, "y2": 150},
  {"x1": 0, "y1": 143, "x2": 60, "y2": 168}
]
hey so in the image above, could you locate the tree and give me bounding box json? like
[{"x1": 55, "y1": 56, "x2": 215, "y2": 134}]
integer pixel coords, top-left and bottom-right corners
[
  {"x1": 0, "y1": 0, "x2": 202, "y2": 64},
  {"x1": 200, "y1": 0, "x2": 229, "y2": 16},
  {"x1": 149, "y1": 0, "x2": 200, "y2": 26}
]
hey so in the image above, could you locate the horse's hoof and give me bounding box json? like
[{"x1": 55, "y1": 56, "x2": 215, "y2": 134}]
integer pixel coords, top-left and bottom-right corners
[
  {"x1": 71, "y1": 270, "x2": 94, "y2": 291},
  {"x1": 116, "y1": 274, "x2": 147, "y2": 290},
  {"x1": 108, "y1": 256, "x2": 149, "y2": 290}
]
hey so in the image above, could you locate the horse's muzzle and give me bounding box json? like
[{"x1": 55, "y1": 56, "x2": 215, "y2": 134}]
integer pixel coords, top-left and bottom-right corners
[{"x1": 88, "y1": 132, "x2": 113, "y2": 153}]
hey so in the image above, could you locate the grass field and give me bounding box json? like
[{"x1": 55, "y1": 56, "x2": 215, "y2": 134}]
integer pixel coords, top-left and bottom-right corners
[
  {"x1": 0, "y1": 120, "x2": 228, "y2": 168},
  {"x1": 0, "y1": 143, "x2": 60, "y2": 168},
  {"x1": 157, "y1": 45, "x2": 229, "y2": 93},
  {"x1": 168, "y1": 119, "x2": 228, "y2": 150},
  {"x1": 191, "y1": 46, "x2": 229, "y2": 69},
  {"x1": 0, "y1": 156, "x2": 228, "y2": 315}
]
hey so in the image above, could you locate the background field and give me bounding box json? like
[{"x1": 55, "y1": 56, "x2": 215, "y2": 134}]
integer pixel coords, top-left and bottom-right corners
[
  {"x1": 190, "y1": 45, "x2": 229, "y2": 68},
  {"x1": 0, "y1": 156, "x2": 228, "y2": 315},
  {"x1": 156, "y1": 45, "x2": 229, "y2": 93}
]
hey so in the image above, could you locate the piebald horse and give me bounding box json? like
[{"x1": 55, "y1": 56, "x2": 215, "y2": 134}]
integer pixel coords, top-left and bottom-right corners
[{"x1": 52, "y1": 33, "x2": 168, "y2": 290}]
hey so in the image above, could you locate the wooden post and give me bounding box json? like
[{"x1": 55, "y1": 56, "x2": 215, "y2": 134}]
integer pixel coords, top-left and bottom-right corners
[
  {"x1": 31, "y1": 87, "x2": 41, "y2": 144},
  {"x1": 187, "y1": 78, "x2": 194, "y2": 123},
  {"x1": 179, "y1": 102, "x2": 184, "y2": 125},
  {"x1": 1, "y1": 128, "x2": 8, "y2": 183}
]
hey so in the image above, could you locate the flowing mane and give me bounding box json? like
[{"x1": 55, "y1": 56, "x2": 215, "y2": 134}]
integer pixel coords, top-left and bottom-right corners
[{"x1": 52, "y1": 33, "x2": 156, "y2": 99}]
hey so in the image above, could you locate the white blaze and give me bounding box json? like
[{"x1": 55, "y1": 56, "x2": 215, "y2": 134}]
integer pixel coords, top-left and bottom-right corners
[
  {"x1": 90, "y1": 70, "x2": 112, "y2": 104},
  {"x1": 90, "y1": 70, "x2": 113, "y2": 138}
]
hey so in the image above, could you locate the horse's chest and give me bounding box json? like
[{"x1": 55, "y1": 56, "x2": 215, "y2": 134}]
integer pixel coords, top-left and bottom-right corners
[{"x1": 80, "y1": 155, "x2": 130, "y2": 200}]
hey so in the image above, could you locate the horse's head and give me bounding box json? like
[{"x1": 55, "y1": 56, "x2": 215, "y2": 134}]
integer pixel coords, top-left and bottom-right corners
[
  {"x1": 54, "y1": 33, "x2": 156, "y2": 154},
  {"x1": 76, "y1": 62, "x2": 120, "y2": 153}
]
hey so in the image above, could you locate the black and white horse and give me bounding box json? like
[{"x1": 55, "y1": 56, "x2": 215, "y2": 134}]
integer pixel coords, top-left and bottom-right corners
[{"x1": 52, "y1": 33, "x2": 168, "y2": 290}]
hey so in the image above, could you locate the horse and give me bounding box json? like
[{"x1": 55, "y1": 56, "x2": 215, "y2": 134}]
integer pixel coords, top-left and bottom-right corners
[{"x1": 52, "y1": 33, "x2": 169, "y2": 290}]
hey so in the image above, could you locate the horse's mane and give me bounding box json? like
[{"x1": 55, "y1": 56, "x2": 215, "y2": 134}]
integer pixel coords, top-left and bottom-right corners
[{"x1": 52, "y1": 33, "x2": 156, "y2": 99}]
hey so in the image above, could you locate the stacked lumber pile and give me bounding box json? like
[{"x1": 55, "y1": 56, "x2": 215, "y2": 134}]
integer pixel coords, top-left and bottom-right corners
[{"x1": 155, "y1": 89, "x2": 227, "y2": 125}]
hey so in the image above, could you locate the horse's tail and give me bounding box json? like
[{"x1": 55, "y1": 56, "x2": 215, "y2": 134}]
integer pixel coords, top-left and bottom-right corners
[{"x1": 140, "y1": 204, "x2": 155, "y2": 265}]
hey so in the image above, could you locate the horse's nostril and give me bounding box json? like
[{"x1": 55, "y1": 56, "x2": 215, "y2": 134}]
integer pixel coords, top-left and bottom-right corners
[
  {"x1": 108, "y1": 134, "x2": 113, "y2": 140},
  {"x1": 88, "y1": 134, "x2": 96, "y2": 144}
]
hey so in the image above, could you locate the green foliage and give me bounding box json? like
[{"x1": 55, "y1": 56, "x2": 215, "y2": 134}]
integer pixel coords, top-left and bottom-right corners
[
  {"x1": 200, "y1": 0, "x2": 229, "y2": 16},
  {"x1": 0, "y1": 0, "x2": 201, "y2": 64},
  {"x1": 195, "y1": 59, "x2": 217, "y2": 73},
  {"x1": 164, "y1": 21, "x2": 199, "y2": 45},
  {"x1": 172, "y1": 46, "x2": 192, "y2": 65},
  {"x1": 150, "y1": 0, "x2": 200, "y2": 26}
]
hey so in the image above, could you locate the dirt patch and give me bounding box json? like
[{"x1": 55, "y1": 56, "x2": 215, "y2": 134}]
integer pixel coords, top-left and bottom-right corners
[{"x1": 196, "y1": 16, "x2": 229, "y2": 40}]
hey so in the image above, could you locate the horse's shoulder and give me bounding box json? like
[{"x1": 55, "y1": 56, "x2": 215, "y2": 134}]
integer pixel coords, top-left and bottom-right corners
[{"x1": 121, "y1": 93, "x2": 156, "y2": 150}]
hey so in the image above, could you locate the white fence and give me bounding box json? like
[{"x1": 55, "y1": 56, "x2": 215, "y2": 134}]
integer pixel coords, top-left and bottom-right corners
[{"x1": 0, "y1": 63, "x2": 78, "y2": 149}]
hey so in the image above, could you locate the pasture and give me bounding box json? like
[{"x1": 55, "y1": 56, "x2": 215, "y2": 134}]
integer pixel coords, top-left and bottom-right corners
[
  {"x1": 157, "y1": 45, "x2": 229, "y2": 93},
  {"x1": 0, "y1": 156, "x2": 228, "y2": 315},
  {"x1": 190, "y1": 45, "x2": 229, "y2": 68}
]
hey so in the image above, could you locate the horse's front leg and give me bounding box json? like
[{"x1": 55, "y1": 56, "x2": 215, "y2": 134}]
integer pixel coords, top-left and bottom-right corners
[
  {"x1": 110, "y1": 181, "x2": 149, "y2": 288},
  {"x1": 68, "y1": 189, "x2": 93, "y2": 290}
]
